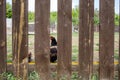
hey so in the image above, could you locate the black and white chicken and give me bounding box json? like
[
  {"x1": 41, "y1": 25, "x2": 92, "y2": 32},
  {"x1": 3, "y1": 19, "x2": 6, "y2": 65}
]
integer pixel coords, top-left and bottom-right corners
[{"x1": 50, "y1": 36, "x2": 57, "y2": 63}]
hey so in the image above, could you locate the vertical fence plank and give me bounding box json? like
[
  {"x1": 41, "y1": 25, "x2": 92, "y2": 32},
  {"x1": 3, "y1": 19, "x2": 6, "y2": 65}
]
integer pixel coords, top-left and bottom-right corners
[
  {"x1": 57, "y1": 0, "x2": 72, "y2": 79},
  {"x1": 99, "y1": 0, "x2": 114, "y2": 79},
  {"x1": 118, "y1": 0, "x2": 120, "y2": 79},
  {"x1": 35, "y1": 0, "x2": 51, "y2": 80},
  {"x1": 89, "y1": 0, "x2": 94, "y2": 76},
  {"x1": 79, "y1": 0, "x2": 94, "y2": 79},
  {"x1": 0, "y1": 0, "x2": 7, "y2": 74},
  {"x1": 12, "y1": 0, "x2": 28, "y2": 79}
]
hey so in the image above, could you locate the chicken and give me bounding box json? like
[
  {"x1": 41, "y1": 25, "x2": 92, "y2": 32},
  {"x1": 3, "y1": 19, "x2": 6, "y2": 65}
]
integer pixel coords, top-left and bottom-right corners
[
  {"x1": 50, "y1": 36, "x2": 57, "y2": 62},
  {"x1": 28, "y1": 52, "x2": 32, "y2": 62},
  {"x1": 50, "y1": 36, "x2": 57, "y2": 46}
]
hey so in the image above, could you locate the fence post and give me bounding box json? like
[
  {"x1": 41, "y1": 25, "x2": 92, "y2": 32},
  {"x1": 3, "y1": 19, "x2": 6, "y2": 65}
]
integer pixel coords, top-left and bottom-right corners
[
  {"x1": 12, "y1": 0, "x2": 28, "y2": 79},
  {"x1": 57, "y1": 0, "x2": 72, "y2": 79},
  {"x1": 118, "y1": 0, "x2": 120, "y2": 79},
  {"x1": 78, "y1": 0, "x2": 94, "y2": 79},
  {"x1": 35, "y1": 0, "x2": 51, "y2": 80},
  {"x1": 0, "y1": 0, "x2": 7, "y2": 75},
  {"x1": 99, "y1": 0, "x2": 114, "y2": 79}
]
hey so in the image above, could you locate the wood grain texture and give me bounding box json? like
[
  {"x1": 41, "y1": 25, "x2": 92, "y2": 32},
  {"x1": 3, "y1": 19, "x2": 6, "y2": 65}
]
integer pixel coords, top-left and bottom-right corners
[
  {"x1": 35, "y1": 0, "x2": 51, "y2": 80},
  {"x1": 79, "y1": 0, "x2": 94, "y2": 80},
  {"x1": 0, "y1": 0, "x2": 7, "y2": 75},
  {"x1": 99, "y1": 0, "x2": 114, "y2": 79},
  {"x1": 12, "y1": 0, "x2": 28, "y2": 79},
  {"x1": 57, "y1": 0, "x2": 72, "y2": 79},
  {"x1": 119, "y1": 0, "x2": 120, "y2": 79}
]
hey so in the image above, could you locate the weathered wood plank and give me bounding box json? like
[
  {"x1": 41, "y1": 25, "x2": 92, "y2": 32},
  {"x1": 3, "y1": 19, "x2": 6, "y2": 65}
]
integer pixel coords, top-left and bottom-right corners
[
  {"x1": 79, "y1": 0, "x2": 94, "y2": 79},
  {"x1": 0, "y1": 0, "x2": 7, "y2": 75},
  {"x1": 89, "y1": 0, "x2": 94, "y2": 76},
  {"x1": 12, "y1": 0, "x2": 28, "y2": 79},
  {"x1": 99, "y1": 0, "x2": 114, "y2": 79},
  {"x1": 35, "y1": 0, "x2": 51, "y2": 80},
  {"x1": 119, "y1": 1, "x2": 120, "y2": 79},
  {"x1": 57, "y1": 0, "x2": 72, "y2": 79}
]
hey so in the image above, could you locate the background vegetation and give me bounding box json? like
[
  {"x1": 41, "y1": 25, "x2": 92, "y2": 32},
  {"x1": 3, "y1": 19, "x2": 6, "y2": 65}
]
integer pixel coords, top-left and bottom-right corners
[{"x1": 6, "y1": 3, "x2": 119, "y2": 26}]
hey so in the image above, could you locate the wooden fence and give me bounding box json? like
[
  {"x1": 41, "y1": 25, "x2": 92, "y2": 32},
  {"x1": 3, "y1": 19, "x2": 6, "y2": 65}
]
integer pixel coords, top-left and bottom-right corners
[{"x1": 0, "y1": 0, "x2": 119, "y2": 80}]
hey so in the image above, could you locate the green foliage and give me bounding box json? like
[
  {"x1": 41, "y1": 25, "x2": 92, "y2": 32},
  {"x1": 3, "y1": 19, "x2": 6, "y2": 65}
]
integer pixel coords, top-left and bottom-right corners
[
  {"x1": 6, "y1": 73, "x2": 22, "y2": 80},
  {"x1": 50, "y1": 11, "x2": 57, "y2": 24},
  {"x1": 94, "y1": 8, "x2": 99, "y2": 25},
  {"x1": 6, "y1": 3, "x2": 119, "y2": 26},
  {"x1": 7, "y1": 54, "x2": 12, "y2": 63},
  {"x1": 71, "y1": 72, "x2": 78, "y2": 80},
  {"x1": 115, "y1": 14, "x2": 119, "y2": 26},
  {"x1": 114, "y1": 50, "x2": 119, "y2": 59},
  {"x1": 72, "y1": 6, "x2": 79, "y2": 26},
  {"x1": 91, "y1": 73, "x2": 98, "y2": 80},
  {"x1": 0, "y1": 72, "x2": 22, "y2": 80},
  {"x1": 28, "y1": 71, "x2": 40, "y2": 80},
  {"x1": 28, "y1": 11, "x2": 35, "y2": 22},
  {"x1": 0, "y1": 72, "x2": 6, "y2": 80},
  {"x1": 72, "y1": 46, "x2": 78, "y2": 61},
  {"x1": 0, "y1": 71, "x2": 119, "y2": 80},
  {"x1": 0, "y1": 72, "x2": 39, "y2": 80},
  {"x1": 6, "y1": 2, "x2": 12, "y2": 18}
]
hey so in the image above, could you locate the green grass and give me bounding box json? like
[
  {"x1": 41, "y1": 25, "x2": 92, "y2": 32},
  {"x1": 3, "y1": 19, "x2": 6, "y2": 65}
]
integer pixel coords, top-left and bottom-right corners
[
  {"x1": 72, "y1": 46, "x2": 78, "y2": 61},
  {"x1": 0, "y1": 72, "x2": 93, "y2": 80},
  {"x1": 0, "y1": 71, "x2": 118, "y2": 80},
  {"x1": 0, "y1": 72, "x2": 39, "y2": 80}
]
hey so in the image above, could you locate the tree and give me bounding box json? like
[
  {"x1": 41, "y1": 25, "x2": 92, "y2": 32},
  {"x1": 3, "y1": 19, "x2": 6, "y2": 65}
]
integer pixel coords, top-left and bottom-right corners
[
  {"x1": 6, "y1": 2, "x2": 12, "y2": 18},
  {"x1": 28, "y1": 11, "x2": 35, "y2": 22},
  {"x1": 6, "y1": 2, "x2": 119, "y2": 26},
  {"x1": 115, "y1": 14, "x2": 119, "y2": 26},
  {"x1": 94, "y1": 8, "x2": 99, "y2": 25},
  {"x1": 50, "y1": 11, "x2": 57, "y2": 24},
  {"x1": 72, "y1": 6, "x2": 79, "y2": 26}
]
